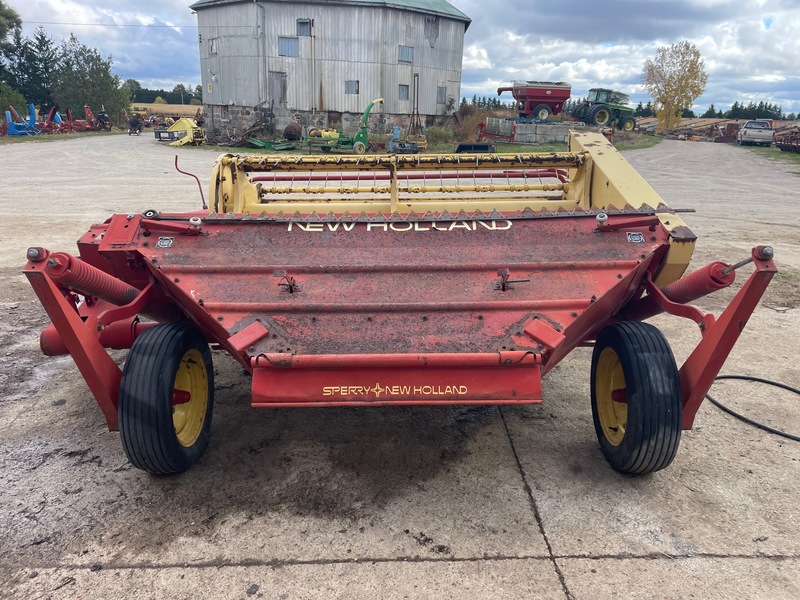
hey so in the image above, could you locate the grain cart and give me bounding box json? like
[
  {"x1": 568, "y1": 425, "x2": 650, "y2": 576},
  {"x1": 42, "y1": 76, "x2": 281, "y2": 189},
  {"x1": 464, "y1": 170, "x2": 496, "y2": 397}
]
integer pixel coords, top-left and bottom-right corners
[
  {"x1": 497, "y1": 81, "x2": 572, "y2": 120},
  {"x1": 24, "y1": 131, "x2": 775, "y2": 476}
]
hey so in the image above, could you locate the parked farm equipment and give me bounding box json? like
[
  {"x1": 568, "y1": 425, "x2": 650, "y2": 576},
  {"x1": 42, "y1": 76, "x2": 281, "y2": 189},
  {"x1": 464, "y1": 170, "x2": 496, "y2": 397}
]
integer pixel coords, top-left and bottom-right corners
[
  {"x1": 154, "y1": 117, "x2": 206, "y2": 146},
  {"x1": 571, "y1": 88, "x2": 636, "y2": 131},
  {"x1": 304, "y1": 98, "x2": 383, "y2": 154},
  {"x1": 4, "y1": 104, "x2": 41, "y2": 136},
  {"x1": 775, "y1": 130, "x2": 800, "y2": 153},
  {"x1": 25, "y1": 131, "x2": 775, "y2": 476},
  {"x1": 497, "y1": 81, "x2": 572, "y2": 120}
]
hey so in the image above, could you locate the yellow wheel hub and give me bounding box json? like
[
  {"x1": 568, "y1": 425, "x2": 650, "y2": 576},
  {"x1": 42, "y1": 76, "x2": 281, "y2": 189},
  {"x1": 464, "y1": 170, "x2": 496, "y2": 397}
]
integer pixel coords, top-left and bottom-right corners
[
  {"x1": 172, "y1": 348, "x2": 208, "y2": 447},
  {"x1": 595, "y1": 347, "x2": 628, "y2": 446}
]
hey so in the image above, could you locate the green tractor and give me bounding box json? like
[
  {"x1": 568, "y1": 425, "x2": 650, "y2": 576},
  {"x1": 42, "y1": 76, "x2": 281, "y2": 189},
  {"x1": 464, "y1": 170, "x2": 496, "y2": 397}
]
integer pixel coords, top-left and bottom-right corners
[{"x1": 572, "y1": 88, "x2": 636, "y2": 131}]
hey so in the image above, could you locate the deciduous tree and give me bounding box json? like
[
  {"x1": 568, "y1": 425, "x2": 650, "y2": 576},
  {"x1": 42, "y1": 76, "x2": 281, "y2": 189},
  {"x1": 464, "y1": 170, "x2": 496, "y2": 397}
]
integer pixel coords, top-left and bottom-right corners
[
  {"x1": 122, "y1": 78, "x2": 142, "y2": 101},
  {"x1": 0, "y1": 0, "x2": 20, "y2": 83},
  {"x1": 0, "y1": 80, "x2": 25, "y2": 119},
  {"x1": 642, "y1": 41, "x2": 708, "y2": 132},
  {"x1": 0, "y1": 0, "x2": 20, "y2": 42}
]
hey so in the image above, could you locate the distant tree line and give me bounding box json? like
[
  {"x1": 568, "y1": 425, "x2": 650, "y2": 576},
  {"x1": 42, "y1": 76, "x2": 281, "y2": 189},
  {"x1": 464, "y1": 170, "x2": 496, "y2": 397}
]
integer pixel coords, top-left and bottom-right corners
[
  {"x1": 698, "y1": 101, "x2": 794, "y2": 120},
  {"x1": 1, "y1": 16, "x2": 128, "y2": 120},
  {"x1": 631, "y1": 101, "x2": 696, "y2": 118},
  {"x1": 0, "y1": 2, "x2": 202, "y2": 124},
  {"x1": 459, "y1": 95, "x2": 513, "y2": 111},
  {"x1": 125, "y1": 79, "x2": 203, "y2": 106},
  {"x1": 633, "y1": 100, "x2": 794, "y2": 121}
]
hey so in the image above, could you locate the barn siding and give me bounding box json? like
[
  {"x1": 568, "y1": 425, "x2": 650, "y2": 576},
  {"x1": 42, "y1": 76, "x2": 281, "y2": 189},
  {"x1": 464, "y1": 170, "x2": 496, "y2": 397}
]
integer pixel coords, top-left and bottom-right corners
[{"x1": 195, "y1": 0, "x2": 466, "y2": 130}]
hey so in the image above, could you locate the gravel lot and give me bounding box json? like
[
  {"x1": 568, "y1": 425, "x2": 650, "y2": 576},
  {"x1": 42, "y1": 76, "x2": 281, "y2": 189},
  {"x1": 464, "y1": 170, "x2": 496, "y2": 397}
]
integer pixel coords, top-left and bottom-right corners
[{"x1": 0, "y1": 134, "x2": 798, "y2": 599}]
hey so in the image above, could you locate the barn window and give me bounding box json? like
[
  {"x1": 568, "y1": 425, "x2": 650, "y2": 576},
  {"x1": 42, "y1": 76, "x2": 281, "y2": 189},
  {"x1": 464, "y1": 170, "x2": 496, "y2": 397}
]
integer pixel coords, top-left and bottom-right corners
[
  {"x1": 398, "y1": 45, "x2": 414, "y2": 64},
  {"x1": 209, "y1": 38, "x2": 218, "y2": 55},
  {"x1": 297, "y1": 19, "x2": 312, "y2": 36},
  {"x1": 345, "y1": 80, "x2": 359, "y2": 95},
  {"x1": 437, "y1": 86, "x2": 447, "y2": 104},
  {"x1": 399, "y1": 85, "x2": 410, "y2": 101},
  {"x1": 278, "y1": 37, "x2": 299, "y2": 57}
]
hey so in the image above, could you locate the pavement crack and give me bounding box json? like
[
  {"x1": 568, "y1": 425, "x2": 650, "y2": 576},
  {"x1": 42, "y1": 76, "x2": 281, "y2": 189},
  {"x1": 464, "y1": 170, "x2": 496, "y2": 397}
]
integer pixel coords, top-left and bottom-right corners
[
  {"x1": 1, "y1": 553, "x2": 798, "y2": 574},
  {"x1": 499, "y1": 407, "x2": 573, "y2": 600}
]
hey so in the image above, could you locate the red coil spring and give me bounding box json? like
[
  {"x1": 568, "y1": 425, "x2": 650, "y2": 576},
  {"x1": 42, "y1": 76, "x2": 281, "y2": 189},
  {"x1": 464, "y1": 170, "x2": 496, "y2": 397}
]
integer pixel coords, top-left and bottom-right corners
[
  {"x1": 45, "y1": 252, "x2": 139, "y2": 305},
  {"x1": 661, "y1": 261, "x2": 734, "y2": 305}
]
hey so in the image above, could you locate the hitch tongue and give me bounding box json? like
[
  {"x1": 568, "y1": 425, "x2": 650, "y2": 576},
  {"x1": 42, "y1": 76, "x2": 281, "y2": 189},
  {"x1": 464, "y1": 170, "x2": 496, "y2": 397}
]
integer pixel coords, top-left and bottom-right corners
[{"x1": 722, "y1": 246, "x2": 774, "y2": 276}]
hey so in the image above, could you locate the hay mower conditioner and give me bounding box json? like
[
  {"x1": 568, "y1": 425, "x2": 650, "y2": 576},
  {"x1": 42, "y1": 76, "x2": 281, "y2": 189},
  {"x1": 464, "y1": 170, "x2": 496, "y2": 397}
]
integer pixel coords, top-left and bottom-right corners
[{"x1": 24, "y1": 131, "x2": 776, "y2": 475}]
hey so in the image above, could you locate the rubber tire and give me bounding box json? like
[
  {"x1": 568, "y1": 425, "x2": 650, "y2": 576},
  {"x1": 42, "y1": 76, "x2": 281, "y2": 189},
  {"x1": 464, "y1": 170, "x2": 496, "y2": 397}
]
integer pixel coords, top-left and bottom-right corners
[
  {"x1": 587, "y1": 104, "x2": 612, "y2": 126},
  {"x1": 532, "y1": 104, "x2": 552, "y2": 120},
  {"x1": 590, "y1": 321, "x2": 682, "y2": 475},
  {"x1": 119, "y1": 323, "x2": 214, "y2": 475},
  {"x1": 620, "y1": 116, "x2": 635, "y2": 132},
  {"x1": 352, "y1": 141, "x2": 366, "y2": 154}
]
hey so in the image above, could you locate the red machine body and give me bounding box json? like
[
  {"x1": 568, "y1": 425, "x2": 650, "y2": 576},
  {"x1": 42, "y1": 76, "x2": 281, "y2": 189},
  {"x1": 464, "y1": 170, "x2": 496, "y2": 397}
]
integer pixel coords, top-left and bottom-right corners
[
  {"x1": 497, "y1": 81, "x2": 572, "y2": 119},
  {"x1": 23, "y1": 132, "x2": 776, "y2": 475}
]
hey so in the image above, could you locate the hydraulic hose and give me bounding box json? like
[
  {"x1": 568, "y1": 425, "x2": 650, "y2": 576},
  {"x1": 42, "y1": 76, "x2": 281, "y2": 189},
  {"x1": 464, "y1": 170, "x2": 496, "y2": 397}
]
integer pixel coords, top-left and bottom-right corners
[{"x1": 707, "y1": 375, "x2": 800, "y2": 442}]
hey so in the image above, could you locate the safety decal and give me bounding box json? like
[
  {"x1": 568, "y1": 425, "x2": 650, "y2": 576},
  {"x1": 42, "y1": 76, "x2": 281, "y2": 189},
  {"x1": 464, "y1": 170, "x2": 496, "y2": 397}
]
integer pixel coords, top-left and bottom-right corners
[{"x1": 626, "y1": 232, "x2": 645, "y2": 243}]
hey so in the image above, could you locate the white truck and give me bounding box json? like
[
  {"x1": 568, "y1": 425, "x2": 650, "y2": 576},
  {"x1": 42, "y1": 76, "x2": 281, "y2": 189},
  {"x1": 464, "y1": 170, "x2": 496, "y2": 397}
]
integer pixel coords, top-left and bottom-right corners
[{"x1": 737, "y1": 119, "x2": 774, "y2": 147}]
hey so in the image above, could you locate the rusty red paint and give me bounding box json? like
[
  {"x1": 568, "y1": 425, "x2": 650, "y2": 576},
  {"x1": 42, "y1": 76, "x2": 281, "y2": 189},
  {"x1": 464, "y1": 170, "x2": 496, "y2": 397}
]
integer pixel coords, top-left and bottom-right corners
[
  {"x1": 23, "y1": 206, "x2": 774, "y2": 417},
  {"x1": 679, "y1": 247, "x2": 776, "y2": 428}
]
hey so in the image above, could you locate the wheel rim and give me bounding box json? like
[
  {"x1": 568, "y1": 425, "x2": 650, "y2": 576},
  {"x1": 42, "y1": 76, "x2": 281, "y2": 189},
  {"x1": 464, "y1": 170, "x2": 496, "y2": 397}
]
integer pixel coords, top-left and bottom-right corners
[
  {"x1": 598, "y1": 110, "x2": 610, "y2": 125},
  {"x1": 595, "y1": 346, "x2": 627, "y2": 446},
  {"x1": 172, "y1": 348, "x2": 209, "y2": 447},
  {"x1": 624, "y1": 120, "x2": 634, "y2": 131}
]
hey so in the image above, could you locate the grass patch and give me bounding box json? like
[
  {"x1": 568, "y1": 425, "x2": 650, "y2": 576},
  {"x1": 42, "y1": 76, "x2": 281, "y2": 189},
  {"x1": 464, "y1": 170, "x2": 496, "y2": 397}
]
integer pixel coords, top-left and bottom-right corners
[
  {"x1": 740, "y1": 143, "x2": 800, "y2": 167},
  {"x1": 615, "y1": 133, "x2": 662, "y2": 151},
  {"x1": 0, "y1": 130, "x2": 124, "y2": 144}
]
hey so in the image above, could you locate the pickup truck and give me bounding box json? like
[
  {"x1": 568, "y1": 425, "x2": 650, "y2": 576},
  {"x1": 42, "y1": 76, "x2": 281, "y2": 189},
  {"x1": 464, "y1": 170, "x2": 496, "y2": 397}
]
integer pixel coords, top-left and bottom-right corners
[{"x1": 737, "y1": 119, "x2": 774, "y2": 147}]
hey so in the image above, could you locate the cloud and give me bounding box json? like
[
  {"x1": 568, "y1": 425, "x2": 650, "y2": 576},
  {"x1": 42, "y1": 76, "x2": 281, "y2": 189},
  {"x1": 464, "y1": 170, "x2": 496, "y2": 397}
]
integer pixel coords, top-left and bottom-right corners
[
  {"x1": 10, "y1": 0, "x2": 800, "y2": 113},
  {"x1": 450, "y1": 0, "x2": 800, "y2": 112},
  {"x1": 15, "y1": 0, "x2": 201, "y2": 88}
]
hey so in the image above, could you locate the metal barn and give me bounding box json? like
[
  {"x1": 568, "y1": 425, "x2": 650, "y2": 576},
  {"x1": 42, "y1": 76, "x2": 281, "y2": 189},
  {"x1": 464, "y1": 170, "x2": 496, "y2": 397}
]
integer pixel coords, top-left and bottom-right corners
[{"x1": 190, "y1": 0, "x2": 470, "y2": 131}]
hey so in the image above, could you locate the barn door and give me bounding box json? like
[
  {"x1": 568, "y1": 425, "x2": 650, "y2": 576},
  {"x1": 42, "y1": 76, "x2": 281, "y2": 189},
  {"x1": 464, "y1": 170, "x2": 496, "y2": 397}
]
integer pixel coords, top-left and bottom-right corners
[{"x1": 269, "y1": 71, "x2": 287, "y2": 107}]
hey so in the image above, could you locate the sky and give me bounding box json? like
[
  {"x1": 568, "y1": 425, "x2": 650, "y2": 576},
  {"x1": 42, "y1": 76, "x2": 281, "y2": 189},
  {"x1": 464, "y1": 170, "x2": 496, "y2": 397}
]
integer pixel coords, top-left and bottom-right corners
[{"x1": 9, "y1": 0, "x2": 800, "y2": 114}]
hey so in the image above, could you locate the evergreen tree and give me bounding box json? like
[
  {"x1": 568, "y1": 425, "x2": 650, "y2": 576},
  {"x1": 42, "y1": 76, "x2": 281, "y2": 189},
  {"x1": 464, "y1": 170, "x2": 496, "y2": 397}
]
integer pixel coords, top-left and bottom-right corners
[
  {"x1": 700, "y1": 104, "x2": 718, "y2": 118},
  {"x1": 26, "y1": 27, "x2": 57, "y2": 111},
  {"x1": 52, "y1": 34, "x2": 128, "y2": 118},
  {"x1": 3, "y1": 27, "x2": 29, "y2": 95}
]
